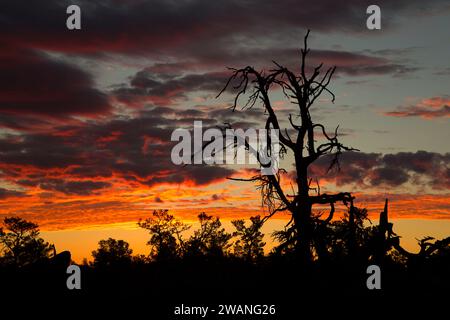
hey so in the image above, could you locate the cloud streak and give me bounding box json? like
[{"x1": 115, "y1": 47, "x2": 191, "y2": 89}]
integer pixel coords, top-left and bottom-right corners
[
  {"x1": 385, "y1": 96, "x2": 450, "y2": 119},
  {"x1": 309, "y1": 151, "x2": 450, "y2": 190}
]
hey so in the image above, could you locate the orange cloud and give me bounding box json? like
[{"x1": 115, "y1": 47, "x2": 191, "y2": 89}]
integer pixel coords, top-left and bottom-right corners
[
  {"x1": 1, "y1": 180, "x2": 448, "y2": 231},
  {"x1": 384, "y1": 96, "x2": 450, "y2": 119}
]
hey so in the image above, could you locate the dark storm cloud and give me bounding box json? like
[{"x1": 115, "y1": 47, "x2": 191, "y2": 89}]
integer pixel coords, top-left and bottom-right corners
[
  {"x1": 0, "y1": 113, "x2": 57, "y2": 132},
  {"x1": 0, "y1": 109, "x2": 236, "y2": 191},
  {"x1": 1, "y1": 0, "x2": 447, "y2": 55},
  {"x1": 17, "y1": 179, "x2": 112, "y2": 196},
  {"x1": 309, "y1": 151, "x2": 450, "y2": 190},
  {"x1": 0, "y1": 187, "x2": 28, "y2": 199},
  {"x1": 0, "y1": 45, "x2": 111, "y2": 118},
  {"x1": 0, "y1": 133, "x2": 83, "y2": 168},
  {"x1": 142, "y1": 165, "x2": 234, "y2": 187},
  {"x1": 113, "y1": 71, "x2": 227, "y2": 106}
]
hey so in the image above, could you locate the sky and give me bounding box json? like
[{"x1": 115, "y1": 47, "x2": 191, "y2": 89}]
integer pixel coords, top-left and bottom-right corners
[{"x1": 0, "y1": 0, "x2": 449, "y2": 261}]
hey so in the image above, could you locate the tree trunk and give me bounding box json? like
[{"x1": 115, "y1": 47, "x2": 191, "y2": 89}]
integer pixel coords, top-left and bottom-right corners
[
  {"x1": 294, "y1": 202, "x2": 313, "y2": 264},
  {"x1": 294, "y1": 163, "x2": 314, "y2": 263}
]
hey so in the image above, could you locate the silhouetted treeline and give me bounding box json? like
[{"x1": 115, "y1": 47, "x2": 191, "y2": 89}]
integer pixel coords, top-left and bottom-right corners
[
  {"x1": 1, "y1": 206, "x2": 449, "y2": 317},
  {"x1": 2, "y1": 205, "x2": 449, "y2": 274}
]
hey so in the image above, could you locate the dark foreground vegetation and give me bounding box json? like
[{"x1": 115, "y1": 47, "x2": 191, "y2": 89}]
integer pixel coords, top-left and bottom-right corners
[{"x1": 1, "y1": 205, "x2": 449, "y2": 317}]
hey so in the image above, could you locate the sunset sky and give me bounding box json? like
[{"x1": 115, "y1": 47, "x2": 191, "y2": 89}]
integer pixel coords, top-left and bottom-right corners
[{"x1": 0, "y1": 0, "x2": 449, "y2": 262}]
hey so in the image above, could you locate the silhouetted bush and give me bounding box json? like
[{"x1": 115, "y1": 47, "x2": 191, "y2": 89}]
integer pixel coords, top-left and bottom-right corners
[
  {"x1": 0, "y1": 216, "x2": 53, "y2": 267},
  {"x1": 184, "y1": 213, "x2": 232, "y2": 259},
  {"x1": 138, "y1": 209, "x2": 189, "y2": 261},
  {"x1": 232, "y1": 215, "x2": 265, "y2": 261},
  {"x1": 91, "y1": 238, "x2": 133, "y2": 268}
]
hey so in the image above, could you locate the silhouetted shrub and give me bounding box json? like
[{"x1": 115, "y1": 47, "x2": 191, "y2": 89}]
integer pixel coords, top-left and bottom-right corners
[
  {"x1": 0, "y1": 216, "x2": 53, "y2": 267},
  {"x1": 138, "y1": 209, "x2": 189, "y2": 261},
  {"x1": 232, "y1": 215, "x2": 265, "y2": 261},
  {"x1": 184, "y1": 213, "x2": 232, "y2": 259},
  {"x1": 92, "y1": 238, "x2": 133, "y2": 268}
]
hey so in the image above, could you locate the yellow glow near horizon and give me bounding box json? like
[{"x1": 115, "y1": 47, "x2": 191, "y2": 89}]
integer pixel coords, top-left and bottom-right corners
[{"x1": 41, "y1": 218, "x2": 450, "y2": 263}]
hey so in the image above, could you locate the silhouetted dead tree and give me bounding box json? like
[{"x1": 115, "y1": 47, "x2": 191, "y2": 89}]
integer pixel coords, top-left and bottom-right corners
[
  {"x1": 377, "y1": 199, "x2": 450, "y2": 266},
  {"x1": 218, "y1": 30, "x2": 358, "y2": 263}
]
